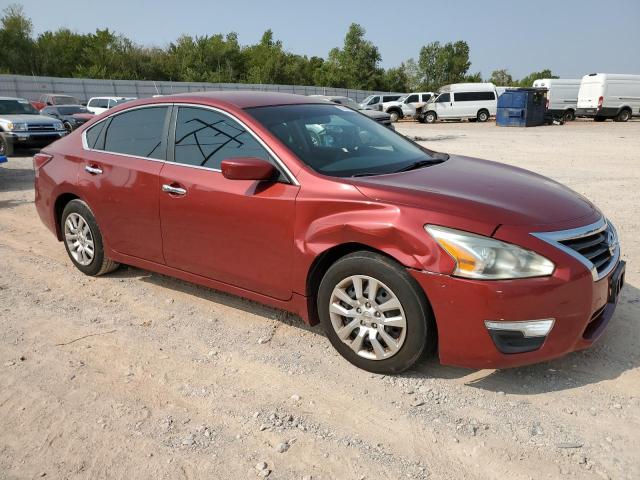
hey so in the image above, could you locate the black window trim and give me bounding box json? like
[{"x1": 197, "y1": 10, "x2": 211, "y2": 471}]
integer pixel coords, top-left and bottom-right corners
[{"x1": 81, "y1": 102, "x2": 299, "y2": 186}]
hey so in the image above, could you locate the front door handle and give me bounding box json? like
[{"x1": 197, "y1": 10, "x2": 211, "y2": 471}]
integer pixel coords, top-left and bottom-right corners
[
  {"x1": 85, "y1": 165, "x2": 102, "y2": 175},
  {"x1": 162, "y1": 184, "x2": 187, "y2": 196}
]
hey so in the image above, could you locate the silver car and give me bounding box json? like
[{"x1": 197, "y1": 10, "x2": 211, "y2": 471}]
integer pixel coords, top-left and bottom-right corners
[{"x1": 0, "y1": 97, "x2": 67, "y2": 156}]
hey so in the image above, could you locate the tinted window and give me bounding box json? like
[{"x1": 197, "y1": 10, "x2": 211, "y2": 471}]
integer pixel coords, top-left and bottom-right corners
[
  {"x1": 174, "y1": 107, "x2": 271, "y2": 170},
  {"x1": 382, "y1": 95, "x2": 401, "y2": 102},
  {"x1": 453, "y1": 91, "x2": 496, "y2": 102},
  {"x1": 422, "y1": 94, "x2": 432, "y2": 102},
  {"x1": 436, "y1": 93, "x2": 450, "y2": 103},
  {"x1": 100, "y1": 107, "x2": 168, "y2": 159},
  {"x1": 89, "y1": 98, "x2": 109, "y2": 108},
  {"x1": 405, "y1": 94, "x2": 419, "y2": 103},
  {"x1": 248, "y1": 104, "x2": 437, "y2": 178},
  {"x1": 367, "y1": 96, "x2": 380, "y2": 105},
  {"x1": 85, "y1": 121, "x2": 107, "y2": 149}
]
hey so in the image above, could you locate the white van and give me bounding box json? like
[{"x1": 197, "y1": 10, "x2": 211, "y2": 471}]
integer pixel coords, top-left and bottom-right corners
[
  {"x1": 86, "y1": 96, "x2": 137, "y2": 115},
  {"x1": 359, "y1": 94, "x2": 403, "y2": 112},
  {"x1": 533, "y1": 78, "x2": 581, "y2": 121},
  {"x1": 418, "y1": 83, "x2": 498, "y2": 123},
  {"x1": 576, "y1": 73, "x2": 640, "y2": 122}
]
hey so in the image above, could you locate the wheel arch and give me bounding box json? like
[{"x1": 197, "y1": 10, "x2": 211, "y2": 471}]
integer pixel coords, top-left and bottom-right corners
[
  {"x1": 54, "y1": 192, "x2": 81, "y2": 240},
  {"x1": 304, "y1": 242, "x2": 434, "y2": 326}
]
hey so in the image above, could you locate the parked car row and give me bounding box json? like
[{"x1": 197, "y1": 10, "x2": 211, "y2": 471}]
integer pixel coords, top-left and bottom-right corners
[{"x1": 0, "y1": 95, "x2": 139, "y2": 155}]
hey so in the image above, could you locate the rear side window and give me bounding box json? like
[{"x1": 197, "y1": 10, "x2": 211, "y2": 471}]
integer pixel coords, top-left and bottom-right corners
[
  {"x1": 383, "y1": 95, "x2": 401, "y2": 102},
  {"x1": 96, "y1": 107, "x2": 168, "y2": 159},
  {"x1": 453, "y1": 91, "x2": 496, "y2": 102},
  {"x1": 173, "y1": 107, "x2": 272, "y2": 170}
]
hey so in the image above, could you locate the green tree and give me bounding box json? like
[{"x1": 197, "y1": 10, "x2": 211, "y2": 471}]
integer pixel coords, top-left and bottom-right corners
[
  {"x1": 516, "y1": 69, "x2": 558, "y2": 87},
  {"x1": 0, "y1": 4, "x2": 35, "y2": 74},
  {"x1": 489, "y1": 69, "x2": 514, "y2": 86},
  {"x1": 417, "y1": 40, "x2": 472, "y2": 91}
]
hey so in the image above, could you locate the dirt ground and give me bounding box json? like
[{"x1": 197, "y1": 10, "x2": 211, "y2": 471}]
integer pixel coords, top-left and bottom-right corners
[{"x1": 1, "y1": 119, "x2": 639, "y2": 480}]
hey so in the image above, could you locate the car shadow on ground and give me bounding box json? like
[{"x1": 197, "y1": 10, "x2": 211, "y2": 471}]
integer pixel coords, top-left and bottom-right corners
[
  {"x1": 0, "y1": 153, "x2": 37, "y2": 195},
  {"x1": 106, "y1": 266, "x2": 639, "y2": 395}
]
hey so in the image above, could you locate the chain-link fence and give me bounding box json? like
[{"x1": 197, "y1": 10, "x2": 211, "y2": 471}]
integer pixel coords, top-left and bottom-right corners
[{"x1": 0, "y1": 74, "x2": 401, "y2": 104}]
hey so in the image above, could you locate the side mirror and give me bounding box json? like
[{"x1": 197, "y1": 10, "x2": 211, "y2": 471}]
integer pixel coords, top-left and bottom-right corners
[{"x1": 221, "y1": 157, "x2": 277, "y2": 181}]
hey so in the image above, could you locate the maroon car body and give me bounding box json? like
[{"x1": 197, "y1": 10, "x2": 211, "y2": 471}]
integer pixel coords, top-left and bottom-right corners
[{"x1": 34, "y1": 92, "x2": 624, "y2": 372}]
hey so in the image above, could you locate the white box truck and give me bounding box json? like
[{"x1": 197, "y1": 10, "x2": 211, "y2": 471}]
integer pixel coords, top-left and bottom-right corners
[
  {"x1": 576, "y1": 73, "x2": 640, "y2": 122},
  {"x1": 417, "y1": 83, "x2": 498, "y2": 123},
  {"x1": 533, "y1": 78, "x2": 581, "y2": 121}
]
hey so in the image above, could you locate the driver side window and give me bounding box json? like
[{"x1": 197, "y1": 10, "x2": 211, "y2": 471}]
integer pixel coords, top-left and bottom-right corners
[
  {"x1": 436, "y1": 93, "x2": 450, "y2": 103},
  {"x1": 173, "y1": 107, "x2": 276, "y2": 172}
]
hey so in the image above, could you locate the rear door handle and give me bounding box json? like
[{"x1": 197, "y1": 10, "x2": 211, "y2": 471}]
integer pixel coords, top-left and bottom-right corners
[
  {"x1": 162, "y1": 184, "x2": 187, "y2": 196},
  {"x1": 85, "y1": 165, "x2": 102, "y2": 175}
]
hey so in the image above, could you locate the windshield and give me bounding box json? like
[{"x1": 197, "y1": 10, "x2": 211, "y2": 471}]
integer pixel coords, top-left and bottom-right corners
[
  {"x1": 333, "y1": 97, "x2": 361, "y2": 110},
  {"x1": 58, "y1": 106, "x2": 90, "y2": 115},
  {"x1": 54, "y1": 96, "x2": 78, "y2": 105},
  {"x1": 247, "y1": 104, "x2": 436, "y2": 178},
  {"x1": 360, "y1": 95, "x2": 374, "y2": 106},
  {"x1": 0, "y1": 99, "x2": 39, "y2": 115}
]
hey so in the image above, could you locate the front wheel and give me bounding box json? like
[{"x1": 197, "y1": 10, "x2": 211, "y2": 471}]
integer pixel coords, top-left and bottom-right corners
[
  {"x1": 318, "y1": 251, "x2": 435, "y2": 374},
  {"x1": 0, "y1": 135, "x2": 13, "y2": 156},
  {"x1": 61, "y1": 199, "x2": 119, "y2": 276},
  {"x1": 424, "y1": 111, "x2": 437, "y2": 124},
  {"x1": 388, "y1": 110, "x2": 401, "y2": 123}
]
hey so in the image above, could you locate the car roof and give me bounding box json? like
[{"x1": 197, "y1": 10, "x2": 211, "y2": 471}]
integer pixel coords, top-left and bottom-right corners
[
  {"x1": 0, "y1": 96, "x2": 26, "y2": 101},
  {"x1": 151, "y1": 91, "x2": 328, "y2": 109}
]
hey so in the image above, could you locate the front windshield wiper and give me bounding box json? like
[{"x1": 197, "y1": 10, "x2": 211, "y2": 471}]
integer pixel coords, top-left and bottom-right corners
[{"x1": 393, "y1": 153, "x2": 449, "y2": 173}]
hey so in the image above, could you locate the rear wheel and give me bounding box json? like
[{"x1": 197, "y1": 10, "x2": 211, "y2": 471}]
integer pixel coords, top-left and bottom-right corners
[
  {"x1": 424, "y1": 111, "x2": 437, "y2": 124},
  {"x1": 318, "y1": 251, "x2": 435, "y2": 374},
  {"x1": 563, "y1": 110, "x2": 576, "y2": 122},
  {"x1": 61, "y1": 199, "x2": 119, "y2": 276},
  {"x1": 615, "y1": 109, "x2": 631, "y2": 122},
  {"x1": 477, "y1": 110, "x2": 490, "y2": 122}
]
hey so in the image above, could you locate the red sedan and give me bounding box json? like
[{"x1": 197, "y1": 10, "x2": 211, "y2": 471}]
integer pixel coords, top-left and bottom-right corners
[{"x1": 33, "y1": 92, "x2": 625, "y2": 373}]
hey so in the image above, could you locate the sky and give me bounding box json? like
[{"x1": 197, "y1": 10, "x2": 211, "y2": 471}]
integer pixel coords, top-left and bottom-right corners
[{"x1": 4, "y1": 0, "x2": 640, "y2": 79}]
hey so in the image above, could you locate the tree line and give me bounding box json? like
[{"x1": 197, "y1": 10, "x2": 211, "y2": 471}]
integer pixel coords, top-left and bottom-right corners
[{"x1": 0, "y1": 4, "x2": 557, "y2": 93}]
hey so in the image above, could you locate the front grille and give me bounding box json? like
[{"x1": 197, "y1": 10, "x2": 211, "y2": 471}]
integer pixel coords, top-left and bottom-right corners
[
  {"x1": 559, "y1": 228, "x2": 614, "y2": 274},
  {"x1": 28, "y1": 124, "x2": 56, "y2": 132},
  {"x1": 532, "y1": 218, "x2": 619, "y2": 281}
]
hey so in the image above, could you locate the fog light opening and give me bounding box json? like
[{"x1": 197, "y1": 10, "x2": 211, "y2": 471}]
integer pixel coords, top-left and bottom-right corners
[{"x1": 484, "y1": 319, "x2": 555, "y2": 354}]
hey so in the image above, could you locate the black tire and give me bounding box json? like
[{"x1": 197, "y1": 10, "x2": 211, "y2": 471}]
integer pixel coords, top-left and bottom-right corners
[
  {"x1": 63, "y1": 121, "x2": 74, "y2": 133},
  {"x1": 61, "y1": 199, "x2": 119, "y2": 276},
  {"x1": 593, "y1": 116, "x2": 606, "y2": 122},
  {"x1": 0, "y1": 135, "x2": 14, "y2": 156},
  {"x1": 477, "y1": 110, "x2": 490, "y2": 122},
  {"x1": 388, "y1": 109, "x2": 402, "y2": 123},
  {"x1": 615, "y1": 109, "x2": 631, "y2": 122},
  {"x1": 417, "y1": 115, "x2": 426, "y2": 124},
  {"x1": 318, "y1": 251, "x2": 435, "y2": 374},
  {"x1": 563, "y1": 110, "x2": 576, "y2": 122},
  {"x1": 424, "y1": 111, "x2": 437, "y2": 124}
]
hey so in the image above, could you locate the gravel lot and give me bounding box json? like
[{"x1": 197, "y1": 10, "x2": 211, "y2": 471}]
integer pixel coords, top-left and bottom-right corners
[{"x1": 1, "y1": 119, "x2": 639, "y2": 480}]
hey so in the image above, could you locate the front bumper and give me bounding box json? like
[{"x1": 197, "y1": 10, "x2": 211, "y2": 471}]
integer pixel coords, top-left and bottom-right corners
[
  {"x1": 410, "y1": 259, "x2": 624, "y2": 369},
  {"x1": 1, "y1": 131, "x2": 66, "y2": 148}
]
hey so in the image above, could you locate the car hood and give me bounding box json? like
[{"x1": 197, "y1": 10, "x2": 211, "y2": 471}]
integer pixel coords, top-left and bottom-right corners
[
  {"x1": 350, "y1": 155, "x2": 597, "y2": 228},
  {"x1": 0, "y1": 114, "x2": 58, "y2": 124}
]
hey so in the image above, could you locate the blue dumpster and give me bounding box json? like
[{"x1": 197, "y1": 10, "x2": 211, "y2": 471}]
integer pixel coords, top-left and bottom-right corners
[
  {"x1": 496, "y1": 88, "x2": 547, "y2": 127},
  {"x1": 0, "y1": 155, "x2": 7, "y2": 164}
]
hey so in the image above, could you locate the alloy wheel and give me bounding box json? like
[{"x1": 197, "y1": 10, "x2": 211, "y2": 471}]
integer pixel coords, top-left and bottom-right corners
[
  {"x1": 329, "y1": 275, "x2": 407, "y2": 360},
  {"x1": 64, "y1": 212, "x2": 95, "y2": 266}
]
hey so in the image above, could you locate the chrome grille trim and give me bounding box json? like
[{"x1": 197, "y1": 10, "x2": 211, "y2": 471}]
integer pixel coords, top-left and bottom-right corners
[{"x1": 531, "y1": 217, "x2": 620, "y2": 282}]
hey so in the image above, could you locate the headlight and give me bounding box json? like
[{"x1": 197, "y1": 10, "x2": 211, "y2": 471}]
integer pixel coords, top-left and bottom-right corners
[
  {"x1": 6, "y1": 122, "x2": 28, "y2": 131},
  {"x1": 425, "y1": 225, "x2": 555, "y2": 279},
  {"x1": 54, "y1": 121, "x2": 65, "y2": 131}
]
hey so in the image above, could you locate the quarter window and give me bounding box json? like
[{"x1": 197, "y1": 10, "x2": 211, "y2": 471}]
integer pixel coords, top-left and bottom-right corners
[
  {"x1": 173, "y1": 107, "x2": 272, "y2": 170},
  {"x1": 97, "y1": 106, "x2": 168, "y2": 159}
]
